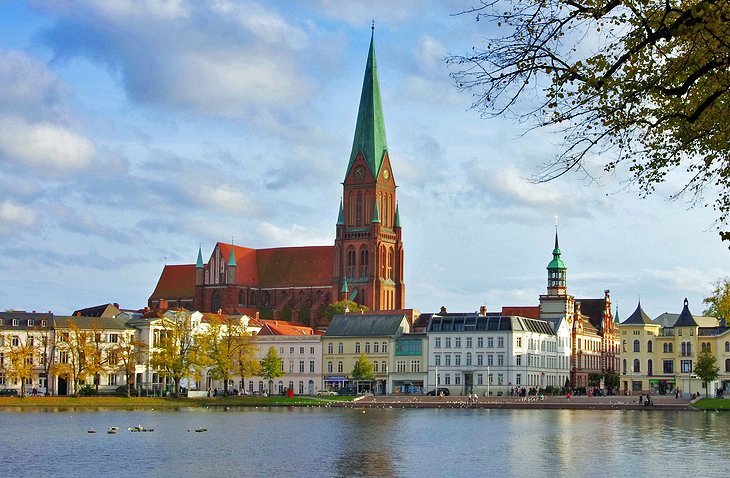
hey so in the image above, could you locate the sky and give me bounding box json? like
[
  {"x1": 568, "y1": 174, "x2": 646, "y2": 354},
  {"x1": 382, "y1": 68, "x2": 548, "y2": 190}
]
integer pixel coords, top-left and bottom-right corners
[{"x1": 1, "y1": 0, "x2": 728, "y2": 321}]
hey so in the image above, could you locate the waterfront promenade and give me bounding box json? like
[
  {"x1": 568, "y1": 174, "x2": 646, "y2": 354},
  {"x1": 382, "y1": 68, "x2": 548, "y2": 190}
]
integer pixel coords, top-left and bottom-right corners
[{"x1": 348, "y1": 394, "x2": 696, "y2": 411}]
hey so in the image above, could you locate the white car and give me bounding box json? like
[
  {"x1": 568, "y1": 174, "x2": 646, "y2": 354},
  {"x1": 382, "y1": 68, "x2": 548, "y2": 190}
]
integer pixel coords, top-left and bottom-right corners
[{"x1": 315, "y1": 389, "x2": 338, "y2": 396}]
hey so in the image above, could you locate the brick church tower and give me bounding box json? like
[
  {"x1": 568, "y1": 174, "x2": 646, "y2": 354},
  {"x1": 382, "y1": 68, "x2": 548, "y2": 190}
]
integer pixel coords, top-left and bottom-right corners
[{"x1": 333, "y1": 30, "x2": 405, "y2": 311}]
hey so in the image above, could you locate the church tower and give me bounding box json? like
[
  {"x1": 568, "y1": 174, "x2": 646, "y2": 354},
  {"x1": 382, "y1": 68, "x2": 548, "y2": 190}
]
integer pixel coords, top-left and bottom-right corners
[
  {"x1": 333, "y1": 29, "x2": 405, "y2": 311},
  {"x1": 539, "y1": 228, "x2": 574, "y2": 321}
]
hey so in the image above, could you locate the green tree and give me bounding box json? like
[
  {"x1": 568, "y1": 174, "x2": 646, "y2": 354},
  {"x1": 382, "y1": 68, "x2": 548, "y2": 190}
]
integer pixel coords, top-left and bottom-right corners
[
  {"x1": 201, "y1": 314, "x2": 250, "y2": 395},
  {"x1": 448, "y1": 0, "x2": 730, "y2": 239},
  {"x1": 322, "y1": 300, "x2": 369, "y2": 323},
  {"x1": 113, "y1": 332, "x2": 142, "y2": 397},
  {"x1": 259, "y1": 346, "x2": 284, "y2": 394},
  {"x1": 233, "y1": 332, "x2": 260, "y2": 395},
  {"x1": 695, "y1": 348, "x2": 720, "y2": 398},
  {"x1": 703, "y1": 277, "x2": 730, "y2": 321},
  {"x1": 351, "y1": 353, "x2": 375, "y2": 393}
]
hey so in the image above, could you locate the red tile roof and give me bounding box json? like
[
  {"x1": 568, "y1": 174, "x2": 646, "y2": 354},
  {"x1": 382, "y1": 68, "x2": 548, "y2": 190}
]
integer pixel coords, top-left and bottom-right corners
[
  {"x1": 501, "y1": 306, "x2": 541, "y2": 319},
  {"x1": 256, "y1": 319, "x2": 316, "y2": 336},
  {"x1": 150, "y1": 264, "x2": 196, "y2": 300},
  {"x1": 256, "y1": 246, "x2": 334, "y2": 287}
]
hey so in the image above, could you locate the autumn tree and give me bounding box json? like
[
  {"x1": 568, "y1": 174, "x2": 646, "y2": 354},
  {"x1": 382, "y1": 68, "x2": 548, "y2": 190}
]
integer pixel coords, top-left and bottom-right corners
[
  {"x1": 448, "y1": 0, "x2": 730, "y2": 238},
  {"x1": 232, "y1": 331, "x2": 260, "y2": 395},
  {"x1": 703, "y1": 277, "x2": 730, "y2": 321},
  {"x1": 695, "y1": 347, "x2": 720, "y2": 398},
  {"x1": 113, "y1": 331, "x2": 142, "y2": 397},
  {"x1": 1, "y1": 334, "x2": 36, "y2": 397},
  {"x1": 55, "y1": 320, "x2": 98, "y2": 397},
  {"x1": 259, "y1": 346, "x2": 284, "y2": 394},
  {"x1": 200, "y1": 314, "x2": 252, "y2": 395},
  {"x1": 322, "y1": 300, "x2": 369, "y2": 323},
  {"x1": 151, "y1": 310, "x2": 209, "y2": 398},
  {"x1": 351, "y1": 353, "x2": 375, "y2": 393}
]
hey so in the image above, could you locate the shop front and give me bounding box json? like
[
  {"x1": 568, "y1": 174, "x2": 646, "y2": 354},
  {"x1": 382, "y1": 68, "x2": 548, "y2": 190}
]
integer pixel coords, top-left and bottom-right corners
[{"x1": 649, "y1": 378, "x2": 675, "y2": 395}]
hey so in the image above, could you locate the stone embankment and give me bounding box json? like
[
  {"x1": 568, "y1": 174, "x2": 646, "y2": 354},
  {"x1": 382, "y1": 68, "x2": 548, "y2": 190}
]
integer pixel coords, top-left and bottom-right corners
[{"x1": 342, "y1": 394, "x2": 695, "y2": 411}]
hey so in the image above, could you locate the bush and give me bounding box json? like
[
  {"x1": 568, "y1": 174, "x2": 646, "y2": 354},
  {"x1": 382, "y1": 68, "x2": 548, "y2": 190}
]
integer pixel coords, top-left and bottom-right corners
[{"x1": 78, "y1": 385, "x2": 96, "y2": 396}]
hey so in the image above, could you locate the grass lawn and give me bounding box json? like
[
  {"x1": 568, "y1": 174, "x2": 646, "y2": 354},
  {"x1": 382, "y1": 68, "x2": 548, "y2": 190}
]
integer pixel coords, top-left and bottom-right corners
[
  {"x1": 0, "y1": 395, "x2": 357, "y2": 409},
  {"x1": 692, "y1": 398, "x2": 730, "y2": 410}
]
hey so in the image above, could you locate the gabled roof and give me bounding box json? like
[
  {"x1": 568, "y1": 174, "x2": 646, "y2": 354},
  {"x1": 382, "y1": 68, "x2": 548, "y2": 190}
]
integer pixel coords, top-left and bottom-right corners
[
  {"x1": 256, "y1": 246, "x2": 334, "y2": 287},
  {"x1": 622, "y1": 302, "x2": 655, "y2": 325},
  {"x1": 345, "y1": 30, "x2": 388, "y2": 180},
  {"x1": 501, "y1": 306, "x2": 540, "y2": 319},
  {"x1": 674, "y1": 298, "x2": 698, "y2": 327},
  {"x1": 0, "y1": 311, "x2": 54, "y2": 329},
  {"x1": 577, "y1": 298, "x2": 607, "y2": 332},
  {"x1": 257, "y1": 320, "x2": 316, "y2": 336},
  {"x1": 150, "y1": 264, "x2": 196, "y2": 300},
  {"x1": 325, "y1": 314, "x2": 408, "y2": 337},
  {"x1": 72, "y1": 303, "x2": 121, "y2": 318},
  {"x1": 655, "y1": 312, "x2": 718, "y2": 328},
  {"x1": 54, "y1": 315, "x2": 132, "y2": 330}
]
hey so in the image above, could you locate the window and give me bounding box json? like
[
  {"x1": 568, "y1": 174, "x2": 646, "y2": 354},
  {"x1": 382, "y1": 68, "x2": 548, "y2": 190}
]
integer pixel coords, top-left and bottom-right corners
[
  {"x1": 726, "y1": 342, "x2": 730, "y2": 353},
  {"x1": 477, "y1": 373, "x2": 483, "y2": 385},
  {"x1": 327, "y1": 343, "x2": 333, "y2": 354},
  {"x1": 633, "y1": 340, "x2": 640, "y2": 353},
  {"x1": 498, "y1": 337, "x2": 504, "y2": 348},
  {"x1": 11, "y1": 336, "x2": 19, "y2": 347},
  {"x1": 59, "y1": 351, "x2": 69, "y2": 364},
  {"x1": 466, "y1": 337, "x2": 473, "y2": 348},
  {"x1": 309, "y1": 360, "x2": 315, "y2": 373},
  {"x1": 338, "y1": 343, "x2": 344, "y2": 354},
  {"x1": 382, "y1": 342, "x2": 387, "y2": 353},
  {"x1": 478, "y1": 337, "x2": 484, "y2": 348},
  {"x1": 516, "y1": 355, "x2": 522, "y2": 366},
  {"x1": 477, "y1": 354, "x2": 484, "y2": 366},
  {"x1": 445, "y1": 338, "x2": 451, "y2": 348},
  {"x1": 27, "y1": 319, "x2": 34, "y2": 326},
  {"x1": 280, "y1": 347, "x2": 284, "y2": 355},
  {"x1": 487, "y1": 355, "x2": 493, "y2": 366},
  {"x1": 374, "y1": 342, "x2": 380, "y2": 354},
  {"x1": 374, "y1": 362, "x2": 379, "y2": 373},
  {"x1": 410, "y1": 360, "x2": 420, "y2": 373},
  {"x1": 11, "y1": 319, "x2": 18, "y2": 326},
  {"x1": 435, "y1": 338, "x2": 441, "y2": 349},
  {"x1": 107, "y1": 374, "x2": 117, "y2": 386},
  {"x1": 41, "y1": 320, "x2": 47, "y2": 327},
  {"x1": 663, "y1": 360, "x2": 674, "y2": 374},
  {"x1": 455, "y1": 337, "x2": 462, "y2": 348},
  {"x1": 382, "y1": 361, "x2": 387, "y2": 372},
  {"x1": 355, "y1": 342, "x2": 361, "y2": 354},
  {"x1": 299, "y1": 361, "x2": 305, "y2": 373},
  {"x1": 681, "y1": 360, "x2": 692, "y2": 373},
  {"x1": 300, "y1": 347, "x2": 304, "y2": 354},
  {"x1": 487, "y1": 337, "x2": 494, "y2": 348},
  {"x1": 365, "y1": 342, "x2": 371, "y2": 354},
  {"x1": 327, "y1": 361, "x2": 333, "y2": 373},
  {"x1": 337, "y1": 361, "x2": 343, "y2": 373},
  {"x1": 298, "y1": 381, "x2": 304, "y2": 394},
  {"x1": 455, "y1": 374, "x2": 461, "y2": 385},
  {"x1": 647, "y1": 341, "x2": 652, "y2": 353},
  {"x1": 288, "y1": 361, "x2": 294, "y2": 373},
  {"x1": 310, "y1": 347, "x2": 315, "y2": 355},
  {"x1": 435, "y1": 354, "x2": 441, "y2": 366},
  {"x1": 497, "y1": 354, "x2": 504, "y2": 366},
  {"x1": 290, "y1": 347, "x2": 295, "y2": 354},
  {"x1": 445, "y1": 354, "x2": 451, "y2": 366},
  {"x1": 109, "y1": 333, "x2": 118, "y2": 343},
  {"x1": 444, "y1": 374, "x2": 451, "y2": 385},
  {"x1": 397, "y1": 360, "x2": 407, "y2": 373},
  {"x1": 516, "y1": 373, "x2": 521, "y2": 385},
  {"x1": 455, "y1": 354, "x2": 461, "y2": 366},
  {"x1": 497, "y1": 373, "x2": 504, "y2": 385},
  {"x1": 516, "y1": 337, "x2": 522, "y2": 348},
  {"x1": 725, "y1": 359, "x2": 730, "y2": 373},
  {"x1": 466, "y1": 352, "x2": 472, "y2": 366},
  {"x1": 633, "y1": 359, "x2": 640, "y2": 373}
]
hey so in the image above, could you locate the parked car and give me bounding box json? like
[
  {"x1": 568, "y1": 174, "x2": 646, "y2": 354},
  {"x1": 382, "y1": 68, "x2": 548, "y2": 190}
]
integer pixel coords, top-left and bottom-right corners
[
  {"x1": 315, "y1": 389, "x2": 338, "y2": 396},
  {"x1": 0, "y1": 389, "x2": 18, "y2": 397},
  {"x1": 336, "y1": 387, "x2": 357, "y2": 396},
  {"x1": 426, "y1": 387, "x2": 450, "y2": 396}
]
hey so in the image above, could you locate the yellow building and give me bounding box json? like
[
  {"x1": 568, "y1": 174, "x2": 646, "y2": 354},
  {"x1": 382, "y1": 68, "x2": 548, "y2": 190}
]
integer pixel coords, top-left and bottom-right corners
[
  {"x1": 620, "y1": 299, "x2": 730, "y2": 396},
  {"x1": 322, "y1": 313, "x2": 410, "y2": 394}
]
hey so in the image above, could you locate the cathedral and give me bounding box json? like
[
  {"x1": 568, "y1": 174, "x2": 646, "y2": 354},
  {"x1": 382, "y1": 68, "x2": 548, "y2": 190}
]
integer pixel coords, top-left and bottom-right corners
[{"x1": 148, "y1": 32, "x2": 405, "y2": 322}]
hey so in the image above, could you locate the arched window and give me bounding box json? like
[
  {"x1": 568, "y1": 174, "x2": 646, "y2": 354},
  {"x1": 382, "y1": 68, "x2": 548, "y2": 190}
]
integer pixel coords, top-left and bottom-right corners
[
  {"x1": 327, "y1": 342, "x2": 333, "y2": 354},
  {"x1": 726, "y1": 341, "x2": 730, "y2": 352},
  {"x1": 663, "y1": 343, "x2": 668, "y2": 353},
  {"x1": 374, "y1": 342, "x2": 380, "y2": 354},
  {"x1": 238, "y1": 290, "x2": 246, "y2": 306},
  {"x1": 466, "y1": 352, "x2": 472, "y2": 366},
  {"x1": 355, "y1": 342, "x2": 361, "y2": 354},
  {"x1": 681, "y1": 342, "x2": 687, "y2": 356},
  {"x1": 667, "y1": 343, "x2": 673, "y2": 353},
  {"x1": 298, "y1": 381, "x2": 304, "y2": 394},
  {"x1": 356, "y1": 191, "x2": 363, "y2": 226},
  {"x1": 633, "y1": 340, "x2": 640, "y2": 353},
  {"x1": 338, "y1": 343, "x2": 344, "y2": 354},
  {"x1": 388, "y1": 248, "x2": 394, "y2": 280},
  {"x1": 327, "y1": 362, "x2": 333, "y2": 373},
  {"x1": 633, "y1": 359, "x2": 640, "y2": 373},
  {"x1": 687, "y1": 342, "x2": 692, "y2": 355},
  {"x1": 622, "y1": 359, "x2": 627, "y2": 374},
  {"x1": 365, "y1": 342, "x2": 371, "y2": 354},
  {"x1": 211, "y1": 291, "x2": 221, "y2": 313},
  {"x1": 360, "y1": 247, "x2": 369, "y2": 277},
  {"x1": 382, "y1": 342, "x2": 388, "y2": 353},
  {"x1": 726, "y1": 359, "x2": 730, "y2": 373},
  {"x1": 647, "y1": 341, "x2": 652, "y2": 353},
  {"x1": 382, "y1": 361, "x2": 387, "y2": 372},
  {"x1": 647, "y1": 359, "x2": 653, "y2": 376},
  {"x1": 374, "y1": 361, "x2": 379, "y2": 372},
  {"x1": 337, "y1": 361, "x2": 343, "y2": 373},
  {"x1": 346, "y1": 247, "x2": 356, "y2": 278}
]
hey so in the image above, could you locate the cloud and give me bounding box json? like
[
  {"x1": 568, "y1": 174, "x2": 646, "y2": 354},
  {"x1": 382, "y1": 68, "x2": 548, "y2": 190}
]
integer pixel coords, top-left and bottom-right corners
[
  {"x1": 47, "y1": 204, "x2": 132, "y2": 243},
  {"x1": 259, "y1": 222, "x2": 331, "y2": 247},
  {"x1": 0, "y1": 200, "x2": 38, "y2": 234},
  {"x1": 0, "y1": 49, "x2": 67, "y2": 120},
  {"x1": 0, "y1": 117, "x2": 94, "y2": 172}
]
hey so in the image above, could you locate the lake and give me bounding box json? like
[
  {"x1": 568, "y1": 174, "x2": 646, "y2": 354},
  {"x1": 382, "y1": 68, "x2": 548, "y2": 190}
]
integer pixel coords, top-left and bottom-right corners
[{"x1": 0, "y1": 407, "x2": 727, "y2": 477}]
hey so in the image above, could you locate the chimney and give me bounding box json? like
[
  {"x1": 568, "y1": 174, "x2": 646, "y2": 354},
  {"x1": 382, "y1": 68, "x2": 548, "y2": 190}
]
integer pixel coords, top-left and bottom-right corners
[
  {"x1": 255, "y1": 311, "x2": 260, "y2": 320},
  {"x1": 113, "y1": 303, "x2": 119, "y2": 308},
  {"x1": 439, "y1": 306, "x2": 447, "y2": 314},
  {"x1": 479, "y1": 306, "x2": 487, "y2": 316},
  {"x1": 159, "y1": 299, "x2": 169, "y2": 310},
  {"x1": 32, "y1": 310, "x2": 36, "y2": 313}
]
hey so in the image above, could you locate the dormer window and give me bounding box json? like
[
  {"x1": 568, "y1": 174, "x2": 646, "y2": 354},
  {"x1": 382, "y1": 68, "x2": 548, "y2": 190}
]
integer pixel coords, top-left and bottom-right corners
[
  {"x1": 11, "y1": 319, "x2": 18, "y2": 326},
  {"x1": 41, "y1": 320, "x2": 47, "y2": 327},
  {"x1": 27, "y1": 319, "x2": 34, "y2": 326}
]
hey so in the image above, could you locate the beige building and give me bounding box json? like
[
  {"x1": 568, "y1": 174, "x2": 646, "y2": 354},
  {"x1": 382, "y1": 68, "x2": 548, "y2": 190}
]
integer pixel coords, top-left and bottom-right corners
[{"x1": 322, "y1": 313, "x2": 410, "y2": 394}]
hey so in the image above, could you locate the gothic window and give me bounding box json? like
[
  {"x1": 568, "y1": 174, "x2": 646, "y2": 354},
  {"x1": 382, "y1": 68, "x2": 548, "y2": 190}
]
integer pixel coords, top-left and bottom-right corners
[
  {"x1": 238, "y1": 290, "x2": 246, "y2": 306},
  {"x1": 726, "y1": 341, "x2": 730, "y2": 352},
  {"x1": 622, "y1": 359, "x2": 627, "y2": 374},
  {"x1": 262, "y1": 291, "x2": 271, "y2": 307},
  {"x1": 211, "y1": 292, "x2": 221, "y2": 313},
  {"x1": 726, "y1": 359, "x2": 730, "y2": 373},
  {"x1": 647, "y1": 341, "x2": 652, "y2": 353},
  {"x1": 249, "y1": 290, "x2": 256, "y2": 306},
  {"x1": 346, "y1": 247, "x2": 356, "y2": 278},
  {"x1": 388, "y1": 248, "x2": 394, "y2": 280},
  {"x1": 360, "y1": 247, "x2": 369, "y2": 277},
  {"x1": 356, "y1": 191, "x2": 363, "y2": 226},
  {"x1": 647, "y1": 359, "x2": 653, "y2": 376},
  {"x1": 380, "y1": 245, "x2": 386, "y2": 278}
]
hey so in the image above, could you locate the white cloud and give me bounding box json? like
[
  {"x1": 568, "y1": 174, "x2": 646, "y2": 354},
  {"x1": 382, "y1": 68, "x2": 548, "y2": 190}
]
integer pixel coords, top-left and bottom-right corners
[
  {"x1": 0, "y1": 117, "x2": 94, "y2": 171},
  {"x1": 0, "y1": 49, "x2": 67, "y2": 120},
  {"x1": 0, "y1": 200, "x2": 38, "y2": 234},
  {"x1": 258, "y1": 222, "x2": 331, "y2": 247}
]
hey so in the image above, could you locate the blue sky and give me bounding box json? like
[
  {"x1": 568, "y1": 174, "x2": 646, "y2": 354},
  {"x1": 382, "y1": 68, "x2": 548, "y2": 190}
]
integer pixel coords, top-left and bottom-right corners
[{"x1": 0, "y1": 0, "x2": 727, "y2": 320}]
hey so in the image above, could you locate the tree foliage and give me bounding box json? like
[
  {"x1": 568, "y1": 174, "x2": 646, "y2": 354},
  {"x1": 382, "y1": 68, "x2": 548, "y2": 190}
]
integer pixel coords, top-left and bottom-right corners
[
  {"x1": 703, "y1": 277, "x2": 730, "y2": 320},
  {"x1": 233, "y1": 331, "x2": 260, "y2": 393},
  {"x1": 322, "y1": 300, "x2": 369, "y2": 323},
  {"x1": 448, "y1": 0, "x2": 730, "y2": 237},
  {"x1": 1, "y1": 333, "x2": 36, "y2": 397},
  {"x1": 694, "y1": 347, "x2": 720, "y2": 398},
  {"x1": 113, "y1": 332, "x2": 142, "y2": 397},
  {"x1": 201, "y1": 314, "x2": 252, "y2": 394},
  {"x1": 259, "y1": 346, "x2": 284, "y2": 392},
  {"x1": 351, "y1": 353, "x2": 375, "y2": 382},
  {"x1": 54, "y1": 320, "x2": 100, "y2": 397}
]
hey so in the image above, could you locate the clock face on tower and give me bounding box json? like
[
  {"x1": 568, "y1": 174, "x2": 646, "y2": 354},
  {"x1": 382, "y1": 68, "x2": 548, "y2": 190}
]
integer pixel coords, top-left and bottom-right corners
[
  {"x1": 382, "y1": 168, "x2": 390, "y2": 180},
  {"x1": 354, "y1": 166, "x2": 366, "y2": 181}
]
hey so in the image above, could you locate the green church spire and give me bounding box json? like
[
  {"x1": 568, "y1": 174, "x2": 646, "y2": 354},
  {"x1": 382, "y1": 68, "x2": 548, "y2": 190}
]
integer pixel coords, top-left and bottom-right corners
[
  {"x1": 341, "y1": 277, "x2": 349, "y2": 293},
  {"x1": 547, "y1": 230, "x2": 566, "y2": 270},
  {"x1": 614, "y1": 307, "x2": 620, "y2": 324},
  {"x1": 346, "y1": 29, "x2": 388, "y2": 180},
  {"x1": 372, "y1": 200, "x2": 381, "y2": 223},
  {"x1": 196, "y1": 246, "x2": 204, "y2": 269},
  {"x1": 228, "y1": 246, "x2": 237, "y2": 267},
  {"x1": 337, "y1": 198, "x2": 345, "y2": 225},
  {"x1": 393, "y1": 202, "x2": 401, "y2": 228}
]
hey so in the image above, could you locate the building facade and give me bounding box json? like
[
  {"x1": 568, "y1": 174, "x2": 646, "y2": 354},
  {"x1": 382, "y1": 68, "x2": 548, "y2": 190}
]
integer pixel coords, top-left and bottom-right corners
[{"x1": 148, "y1": 32, "x2": 405, "y2": 320}]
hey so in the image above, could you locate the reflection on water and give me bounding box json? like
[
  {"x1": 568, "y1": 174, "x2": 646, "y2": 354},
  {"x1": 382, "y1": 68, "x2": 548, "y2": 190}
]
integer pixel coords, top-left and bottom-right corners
[{"x1": 0, "y1": 407, "x2": 727, "y2": 477}]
